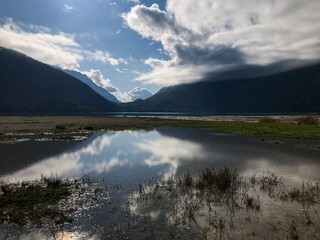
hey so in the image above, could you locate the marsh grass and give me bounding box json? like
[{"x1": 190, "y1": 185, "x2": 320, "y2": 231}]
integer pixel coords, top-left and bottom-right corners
[
  {"x1": 55, "y1": 124, "x2": 66, "y2": 130},
  {"x1": 1, "y1": 169, "x2": 320, "y2": 239},
  {"x1": 196, "y1": 167, "x2": 237, "y2": 192},
  {"x1": 0, "y1": 175, "x2": 106, "y2": 238},
  {"x1": 0, "y1": 176, "x2": 71, "y2": 227},
  {"x1": 127, "y1": 168, "x2": 320, "y2": 240}
]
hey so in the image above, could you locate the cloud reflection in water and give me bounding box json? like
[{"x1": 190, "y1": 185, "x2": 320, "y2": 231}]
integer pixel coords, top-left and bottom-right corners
[
  {"x1": 136, "y1": 137, "x2": 206, "y2": 178},
  {"x1": 2, "y1": 132, "x2": 119, "y2": 181},
  {"x1": 1, "y1": 128, "x2": 319, "y2": 186}
]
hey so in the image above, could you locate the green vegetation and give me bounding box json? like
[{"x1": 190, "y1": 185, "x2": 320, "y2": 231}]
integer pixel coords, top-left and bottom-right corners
[
  {"x1": 163, "y1": 119, "x2": 320, "y2": 139},
  {"x1": 85, "y1": 117, "x2": 320, "y2": 139},
  {"x1": 0, "y1": 176, "x2": 72, "y2": 226},
  {"x1": 0, "y1": 176, "x2": 105, "y2": 230},
  {"x1": 2, "y1": 116, "x2": 320, "y2": 139}
]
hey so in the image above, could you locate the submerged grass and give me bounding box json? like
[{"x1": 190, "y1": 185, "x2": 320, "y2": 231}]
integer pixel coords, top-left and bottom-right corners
[
  {"x1": 2, "y1": 168, "x2": 320, "y2": 239},
  {"x1": 126, "y1": 168, "x2": 320, "y2": 240}
]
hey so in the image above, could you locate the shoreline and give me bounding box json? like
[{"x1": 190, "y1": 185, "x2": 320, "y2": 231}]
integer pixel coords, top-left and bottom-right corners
[{"x1": 0, "y1": 115, "x2": 319, "y2": 139}]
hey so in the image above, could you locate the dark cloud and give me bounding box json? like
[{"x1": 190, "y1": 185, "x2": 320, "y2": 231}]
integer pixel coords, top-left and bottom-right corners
[
  {"x1": 124, "y1": 1, "x2": 320, "y2": 86},
  {"x1": 139, "y1": 5, "x2": 173, "y2": 29},
  {"x1": 203, "y1": 59, "x2": 320, "y2": 82},
  {"x1": 175, "y1": 44, "x2": 245, "y2": 65}
]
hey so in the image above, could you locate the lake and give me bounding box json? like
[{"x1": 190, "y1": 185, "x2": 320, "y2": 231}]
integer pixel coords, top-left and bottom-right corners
[{"x1": 0, "y1": 127, "x2": 320, "y2": 239}]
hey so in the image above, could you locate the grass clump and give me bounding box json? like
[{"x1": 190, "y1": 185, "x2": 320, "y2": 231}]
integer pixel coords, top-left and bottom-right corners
[
  {"x1": 55, "y1": 124, "x2": 66, "y2": 130},
  {"x1": 0, "y1": 176, "x2": 71, "y2": 226},
  {"x1": 54, "y1": 124, "x2": 69, "y2": 134},
  {"x1": 0, "y1": 175, "x2": 106, "y2": 232},
  {"x1": 296, "y1": 116, "x2": 319, "y2": 125},
  {"x1": 196, "y1": 167, "x2": 237, "y2": 192},
  {"x1": 259, "y1": 117, "x2": 279, "y2": 123},
  {"x1": 84, "y1": 126, "x2": 94, "y2": 131}
]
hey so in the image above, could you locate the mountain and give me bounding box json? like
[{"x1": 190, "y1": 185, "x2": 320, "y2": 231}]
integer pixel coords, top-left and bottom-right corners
[
  {"x1": 123, "y1": 63, "x2": 320, "y2": 113},
  {"x1": 0, "y1": 47, "x2": 117, "y2": 113},
  {"x1": 63, "y1": 70, "x2": 120, "y2": 103},
  {"x1": 127, "y1": 87, "x2": 153, "y2": 101}
]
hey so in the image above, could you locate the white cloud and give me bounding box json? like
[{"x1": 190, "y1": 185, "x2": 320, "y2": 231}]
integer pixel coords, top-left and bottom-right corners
[
  {"x1": 89, "y1": 50, "x2": 127, "y2": 66},
  {"x1": 127, "y1": 87, "x2": 152, "y2": 100},
  {"x1": 81, "y1": 69, "x2": 152, "y2": 102},
  {"x1": 127, "y1": 0, "x2": 140, "y2": 4},
  {"x1": 123, "y1": 4, "x2": 184, "y2": 55},
  {"x1": 132, "y1": 70, "x2": 141, "y2": 75},
  {"x1": 63, "y1": 4, "x2": 75, "y2": 12},
  {"x1": 96, "y1": 51, "x2": 119, "y2": 66},
  {"x1": 82, "y1": 69, "x2": 119, "y2": 93},
  {"x1": 113, "y1": 87, "x2": 153, "y2": 102},
  {"x1": 136, "y1": 137, "x2": 205, "y2": 178},
  {"x1": 140, "y1": 58, "x2": 205, "y2": 86},
  {"x1": 0, "y1": 18, "x2": 127, "y2": 70},
  {"x1": 2, "y1": 133, "x2": 118, "y2": 181},
  {"x1": 0, "y1": 18, "x2": 82, "y2": 69},
  {"x1": 123, "y1": 1, "x2": 320, "y2": 85}
]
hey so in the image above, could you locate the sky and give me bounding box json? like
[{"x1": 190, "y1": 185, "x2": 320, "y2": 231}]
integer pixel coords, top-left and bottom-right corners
[{"x1": 0, "y1": 0, "x2": 320, "y2": 101}]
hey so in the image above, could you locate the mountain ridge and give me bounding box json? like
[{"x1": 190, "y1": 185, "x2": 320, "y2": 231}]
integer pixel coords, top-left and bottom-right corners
[
  {"x1": 1, "y1": 46, "x2": 319, "y2": 114},
  {"x1": 0, "y1": 47, "x2": 116, "y2": 113},
  {"x1": 63, "y1": 70, "x2": 120, "y2": 103},
  {"x1": 123, "y1": 63, "x2": 320, "y2": 113}
]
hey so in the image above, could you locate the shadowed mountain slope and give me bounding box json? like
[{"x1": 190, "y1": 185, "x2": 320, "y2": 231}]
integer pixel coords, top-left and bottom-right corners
[
  {"x1": 0, "y1": 47, "x2": 117, "y2": 113},
  {"x1": 63, "y1": 70, "x2": 120, "y2": 103},
  {"x1": 124, "y1": 63, "x2": 320, "y2": 114}
]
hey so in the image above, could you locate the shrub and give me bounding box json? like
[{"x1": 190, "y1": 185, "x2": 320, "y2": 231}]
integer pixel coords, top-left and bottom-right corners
[
  {"x1": 55, "y1": 124, "x2": 66, "y2": 130},
  {"x1": 296, "y1": 116, "x2": 319, "y2": 125},
  {"x1": 259, "y1": 117, "x2": 278, "y2": 123}
]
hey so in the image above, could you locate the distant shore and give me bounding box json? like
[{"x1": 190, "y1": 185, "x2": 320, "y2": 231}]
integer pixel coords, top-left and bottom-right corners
[{"x1": 0, "y1": 115, "x2": 319, "y2": 139}]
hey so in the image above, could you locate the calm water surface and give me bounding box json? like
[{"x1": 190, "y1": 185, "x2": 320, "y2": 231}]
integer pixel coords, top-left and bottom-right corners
[
  {"x1": 1, "y1": 127, "x2": 319, "y2": 184},
  {"x1": 0, "y1": 127, "x2": 319, "y2": 238}
]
